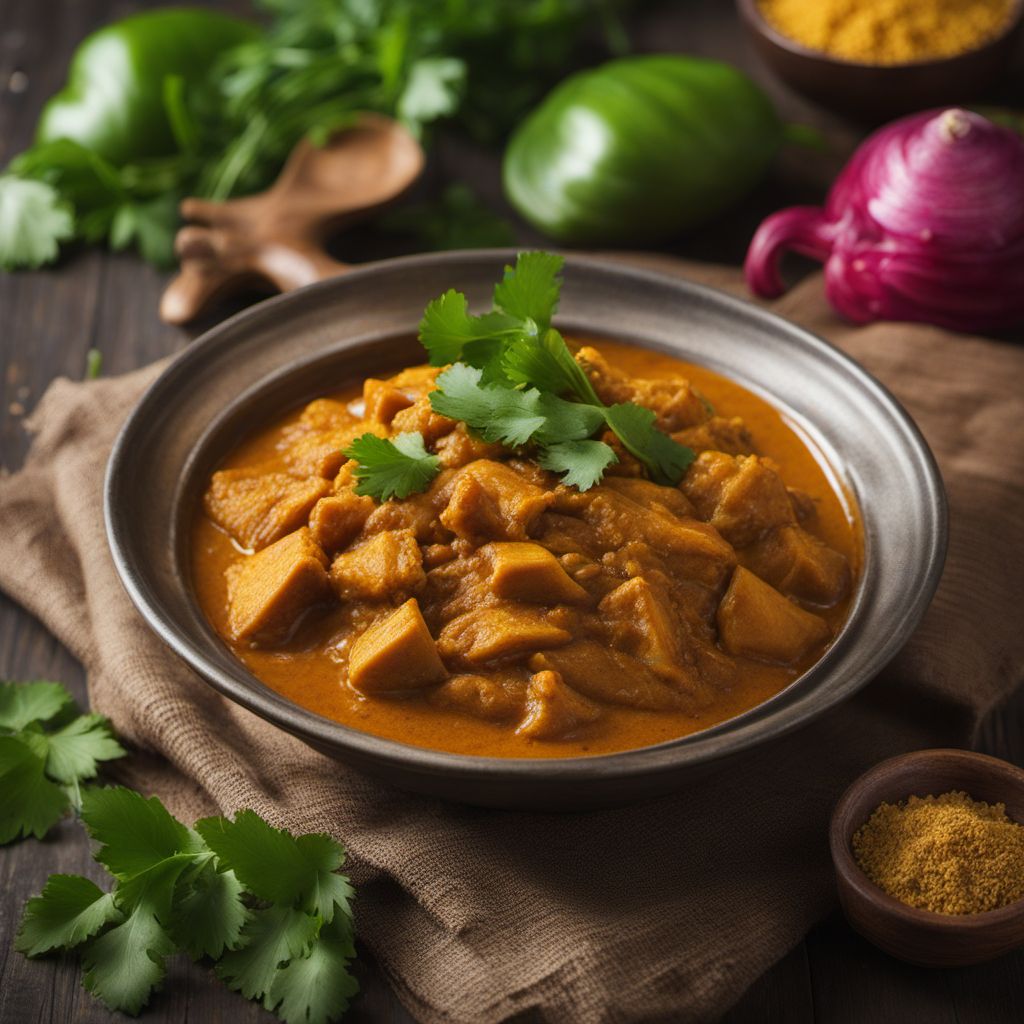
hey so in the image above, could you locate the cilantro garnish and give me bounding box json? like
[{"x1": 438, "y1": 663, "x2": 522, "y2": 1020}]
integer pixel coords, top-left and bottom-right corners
[
  {"x1": 345, "y1": 253, "x2": 696, "y2": 497},
  {"x1": 16, "y1": 784, "x2": 359, "y2": 1022},
  {"x1": 344, "y1": 431, "x2": 441, "y2": 501},
  {"x1": 0, "y1": 680, "x2": 125, "y2": 843},
  {"x1": 0, "y1": 176, "x2": 74, "y2": 270}
]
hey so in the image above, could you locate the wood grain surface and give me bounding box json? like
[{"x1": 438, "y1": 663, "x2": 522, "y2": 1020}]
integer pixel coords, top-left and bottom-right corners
[{"x1": 2, "y1": 1, "x2": 1022, "y2": 1021}]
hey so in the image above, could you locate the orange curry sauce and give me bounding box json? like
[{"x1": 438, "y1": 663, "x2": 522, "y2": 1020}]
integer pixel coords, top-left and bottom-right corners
[{"x1": 191, "y1": 339, "x2": 861, "y2": 758}]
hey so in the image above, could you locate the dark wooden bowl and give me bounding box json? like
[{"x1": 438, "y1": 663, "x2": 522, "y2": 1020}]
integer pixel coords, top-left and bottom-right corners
[
  {"x1": 830, "y1": 749, "x2": 1024, "y2": 966},
  {"x1": 738, "y1": 0, "x2": 1024, "y2": 121},
  {"x1": 105, "y1": 251, "x2": 947, "y2": 809}
]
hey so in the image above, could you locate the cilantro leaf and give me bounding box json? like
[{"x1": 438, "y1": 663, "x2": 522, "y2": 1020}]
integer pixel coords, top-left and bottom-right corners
[
  {"x1": 0, "y1": 680, "x2": 74, "y2": 732},
  {"x1": 16, "y1": 875, "x2": 122, "y2": 957},
  {"x1": 39, "y1": 713, "x2": 126, "y2": 785},
  {"x1": 81, "y1": 902, "x2": 175, "y2": 1015},
  {"x1": 603, "y1": 403, "x2": 696, "y2": 486},
  {"x1": 81, "y1": 786, "x2": 191, "y2": 879},
  {"x1": 397, "y1": 57, "x2": 466, "y2": 126},
  {"x1": 493, "y1": 251, "x2": 564, "y2": 330},
  {"x1": 0, "y1": 176, "x2": 74, "y2": 270},
  {"x1": 196, "y1": 810, "x2": 352, "y2": 922},
  {"x1": 538, "y1": 440, "x2": 619, "y2": 491},
  {"x1": 502, "y1": 328, "x2": 601, "y2": 405},
  {"x1": 169, "y1": 861, "x2": 249, "y2": 960},
  {"x1": 430, "y1": 364, "x2": 545, "y2": 447},
  {"x1": 417, "y1": 289, "x2": 519, "y2": 367},
  {"x1": 533, "y1": 393, "x2": 607, "y2": 445},
  {"x1": 344, "y1": 431, "x2": 441, "y2": 502},
  {"x1": 216, "y1": 904, "x2": 321, "y2": 1001},
  {"x1": 0, "y1": 736, "x2": 69, "y2": 843},
  {"x1": 266, "y1": 914, "x2": 359, "y2": 1024}
]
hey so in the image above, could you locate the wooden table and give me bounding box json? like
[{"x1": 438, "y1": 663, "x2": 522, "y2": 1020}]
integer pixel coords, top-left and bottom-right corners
[{"x1": 2, "y1": 2, "x2": 1022, "y2": 1021}]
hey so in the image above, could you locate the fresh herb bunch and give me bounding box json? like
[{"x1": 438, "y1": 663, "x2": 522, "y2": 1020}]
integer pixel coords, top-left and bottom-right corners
[
  {"x1": 16, "y1": 788, "x2": 358, "y2": 1022},
  {"x1": 1, "y1": 0, "x2": 630, "y2": 271},
  {"x1": 344, "y1": 252, "x2": 696, "y2": 499},
  {"x1": 0, "y1": 680, "x2": 125, "y2": 843}
]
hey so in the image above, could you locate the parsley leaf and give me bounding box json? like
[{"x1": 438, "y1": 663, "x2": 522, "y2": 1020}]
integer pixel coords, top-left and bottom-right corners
[
  {"x1": 493, "y1": 251, "x2": 564, "y2": 329},
  {"x1": 397, "y1": 56, "x2": 466, "y2": 126},
  {"x1": 196, "y1": 810, "x2": 352, "y2": 922},
  {"x1": 430, "y1": 364, "x2": 546, "y2": 447},
  {"x1": 0, "y1": 680, "x2": 74, "y2": 732},
  {"x1": 216, "y1": 904, "x2": 321, "y2": 1001},
  {"x1": 16, "y1": 875, "x2": 122, "y2": 957},
  {"x1": 0, "y1": 737, "x2": 69, "y2": 843},
  {"x1": 0, "y1": 682, "x2": 126, "y2": 843},
  {"x1": 0, "y1": 176, "x2": 74, "y2": 270},
  {"x1": 538, "y1": 440, "x2": 619, "y2": 491},
  {"x1": 81, "y1": 786, "x2": 192, "y2": 879},
  {"x1": 418, "y1": 289, "x2": 520, "y2": 367},
  {"x1": 81, "y1": 901, "x2": 175, "y2": 1016},
  {"x1": 169, "y1": 860, "x2": 249, "y2": 960},
  {"x1": 266, "y1": 914, "x2": 360, "y2": 1024},
  {"x1": 502, "y1": 327, "x2": 602, "y2": 406},
  {"x1": 344, "y1": 431, "x2": 441, "y2": 502},
  {"x1": 38, "y1": 714, "x2": 126, "y2": 786},
  {"x1": 603, "y1": 403, "x2": 697, "y2": 485},
  {"x1": 15, "y1": 704, "x2": 359, "y2": 1024}
]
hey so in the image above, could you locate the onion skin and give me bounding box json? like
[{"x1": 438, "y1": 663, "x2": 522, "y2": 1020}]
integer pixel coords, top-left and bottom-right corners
[{"x1": 745, "y1": 109, "x2": 1024, "y2": 333}]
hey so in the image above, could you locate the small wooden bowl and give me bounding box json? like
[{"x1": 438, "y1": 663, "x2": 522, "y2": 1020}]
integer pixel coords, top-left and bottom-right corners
[
  {"x1": 738, "y1": 0, "x2": 1024, "y2": 121},
  {"x1": 830, "y1": 749, "x2": 1024, "y2": 967}
]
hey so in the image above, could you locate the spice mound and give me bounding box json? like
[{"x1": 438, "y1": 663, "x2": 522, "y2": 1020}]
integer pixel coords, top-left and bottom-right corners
[
  {"x1": 853, "y1": 791, "x2": 1024, "y2": 915},
  {"x1": 757, "y1": 0, "x2": 1015, "y2": 65}
]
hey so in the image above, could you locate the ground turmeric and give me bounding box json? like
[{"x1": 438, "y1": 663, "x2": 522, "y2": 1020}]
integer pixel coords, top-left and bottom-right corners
[
  {"x1": 853, "y1": 790, "x2": 1024, "y2": 915},
  {"x1": 758, "y1": 0, "x2": 1015, "y2": 65}
]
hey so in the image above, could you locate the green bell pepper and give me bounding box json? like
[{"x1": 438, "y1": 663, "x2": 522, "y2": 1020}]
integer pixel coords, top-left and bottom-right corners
[
  {"x1": 503, "y1": 55, "x2": 782, "y2": 245},
  {"x1": 36, "y1": 7, "x2": 258, "y2": 166}
]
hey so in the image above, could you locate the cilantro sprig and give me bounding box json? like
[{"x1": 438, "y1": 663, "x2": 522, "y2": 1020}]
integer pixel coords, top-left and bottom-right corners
[
  {"x1": 16, "y1": 787, "x2": 359, "y2": 1022},
  {"x1": 342, "y1": 252, "x2": 696, "y2": 499},
  {"x1": 0, "y1": 680, "x2": 125, "y2": 843},
  {"x1": 343, "y1": 431, "x2": 440, "y2": 501}
]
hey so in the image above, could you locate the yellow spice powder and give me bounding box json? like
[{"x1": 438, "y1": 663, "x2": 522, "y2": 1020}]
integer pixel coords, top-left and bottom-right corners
[
  {"x1": 758, "y1": 0, "x2": 1014, "y2": 65},
  {"x1": 853, "y1": 790, "x2": 1024, "y2": 914}
]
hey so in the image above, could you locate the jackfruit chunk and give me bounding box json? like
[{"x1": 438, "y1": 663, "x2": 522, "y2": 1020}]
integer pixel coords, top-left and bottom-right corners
[
  {"x1": 682, "y1": 451, "x2": 796, "y2": 548},
  {"x1": 530, "y1": 643, "x2": 685, "y2": 711},
  {"x1": 362, "y1": 377, "x2": 415, "y2": 424},
  {"x1": 438, "y1": 606, "x2": 572, "y2": 666},
  {"x1": 516, "y1": 670, "x2": 600, "y2": 740},
  {"x1": 204, "y1": 468, "x2": 330, "y2": 551},
  {"x1": 486, "y1": 542, "x2": 589, "y2": 605},
  {"x1": 428, "y1": 672, "x2": 525, "y2": 721},
  {"x1": 744, "y1": 525, "x2": 850, "y2": 607},
  {"x1": 599, "y1": 578, "x2": 683, "y2": 677},
  {"x1": 439, "y1": 460, "x2": 552, "y2": 542},
  {"x1": 716, "y1": 567, "x2": 830, "y2": 664},
  {"x1": 348, "y1": 598, "x2": 447, "y2": 694},
  {"x1": 309, "y1": 490, "x2": 376, "y2": 554},
  {"x1": 330, "y1": 529, "x2": 425, "y2": 602},
  {"x1": 226, "y1": 528, "x2": 330, "y2": 644}
]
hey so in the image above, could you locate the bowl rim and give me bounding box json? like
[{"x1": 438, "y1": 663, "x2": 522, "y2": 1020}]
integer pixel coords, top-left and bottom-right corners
[
  {"x1": 830, "y1": 748, "x2": 1024, "y2": 929},
  {"x1": 104, "y1": 248, "x2": 948, "y2": 787},
  {"x1": 737, "y1": 0, "x2": 1024, "y2": 71}
]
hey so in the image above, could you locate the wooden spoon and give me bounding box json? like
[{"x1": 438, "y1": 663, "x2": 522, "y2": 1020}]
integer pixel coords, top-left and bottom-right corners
[{"x1": 160, "y1": 114, "x2": 425, "y2": 325}]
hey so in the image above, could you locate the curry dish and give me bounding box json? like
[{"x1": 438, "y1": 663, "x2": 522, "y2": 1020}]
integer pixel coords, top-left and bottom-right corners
[{"x1": 192, "y1": 340, "x2": 860, "y2": 757}]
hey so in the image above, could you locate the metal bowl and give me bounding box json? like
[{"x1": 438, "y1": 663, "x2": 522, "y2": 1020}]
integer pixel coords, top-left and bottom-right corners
[{"x1": 105, "y1": 251, "x2": 947, "y2": 809}]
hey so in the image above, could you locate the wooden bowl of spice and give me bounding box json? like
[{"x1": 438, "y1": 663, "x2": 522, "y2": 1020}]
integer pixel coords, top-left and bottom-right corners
[
  {"x1": 738, "y1": 0, "x2": 1024, "y2": 120},
  {"x1": 830, "y1": 749, "x2": 1024, "y2": 967}
]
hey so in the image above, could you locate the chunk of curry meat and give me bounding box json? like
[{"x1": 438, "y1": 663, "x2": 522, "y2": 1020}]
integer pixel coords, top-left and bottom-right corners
[{"x1": 205, "y1": 345, "x2": 853, "y2": 745}]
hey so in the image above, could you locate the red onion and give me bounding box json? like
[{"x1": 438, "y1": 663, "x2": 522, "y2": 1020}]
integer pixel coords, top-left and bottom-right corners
[{"x1": 745, "y1": 109, "x2": 1024, "y2": 333}]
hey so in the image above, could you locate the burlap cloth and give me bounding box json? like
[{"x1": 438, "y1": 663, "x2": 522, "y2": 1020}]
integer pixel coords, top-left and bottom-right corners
[{"x1": 1, "y1": 258, "x2": 1022, "y2": 1023}]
